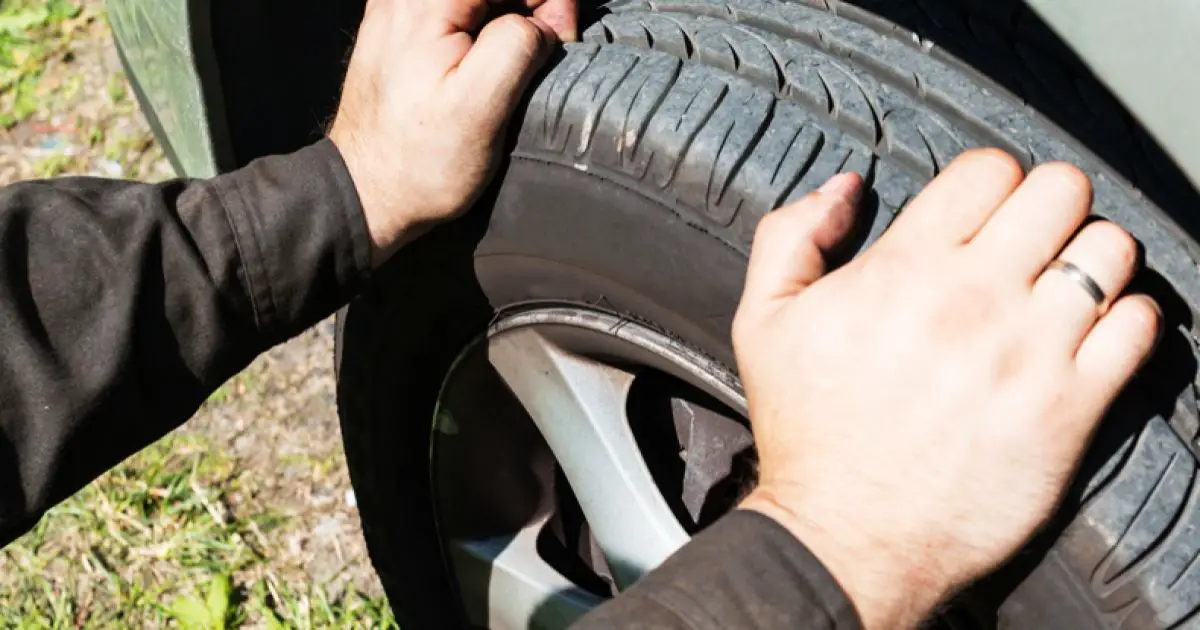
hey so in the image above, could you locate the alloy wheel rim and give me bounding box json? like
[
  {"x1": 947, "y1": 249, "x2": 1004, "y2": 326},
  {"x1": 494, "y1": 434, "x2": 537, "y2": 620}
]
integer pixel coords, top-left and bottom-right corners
[{"x1": 432, "y1": 305, "x2": 751, "y2": 629}]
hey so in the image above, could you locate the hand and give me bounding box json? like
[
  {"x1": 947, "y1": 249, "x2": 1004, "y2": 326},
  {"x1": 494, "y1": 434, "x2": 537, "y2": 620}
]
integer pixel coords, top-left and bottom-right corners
[
  {"x1": 329, "y1": 0, "x2": 578, "y2": 265},
  {"x1": 733, "y1": 151, "x2": 1161, "y2": 629}
]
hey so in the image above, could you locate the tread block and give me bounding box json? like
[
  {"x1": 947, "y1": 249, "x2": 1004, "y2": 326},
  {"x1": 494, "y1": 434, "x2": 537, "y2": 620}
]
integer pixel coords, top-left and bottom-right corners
[
  {"x1": 596, "y1": 10, "x2": 1001, "y2": 199},
  {"x1": 562, "y1": 48, "x2": 642, "y2": 157},
  {"x1": 524, "y1": 44, "x2": 602, "y2": 153},
  {"x1": 590, "y1": 54, "x2": 684, "y2": 176},
  {"x1": 1059, "y1": 418, "x2": 1200, "y2": 627},
  {"x1": 672, "y1": 82, "x2": 774, "y2": 223},
  {"x1": 636, "y1": 64, "x2": 731, "y2": 189},
  {"x1": 517, "y1": 3, "x2": 1200, "y2": 626},
  {"x1": 717, "y1": 107, "x2": 824, "y2": 224}
]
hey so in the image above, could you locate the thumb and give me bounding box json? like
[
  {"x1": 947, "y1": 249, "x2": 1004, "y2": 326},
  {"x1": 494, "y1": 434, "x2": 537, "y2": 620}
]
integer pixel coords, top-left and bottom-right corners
[
  {"x1": 449, "y1": 14, "x2": 557, "y2": 132},
  {"x1": 740, "y1": 173, "x2": 863, "y2": 306}
]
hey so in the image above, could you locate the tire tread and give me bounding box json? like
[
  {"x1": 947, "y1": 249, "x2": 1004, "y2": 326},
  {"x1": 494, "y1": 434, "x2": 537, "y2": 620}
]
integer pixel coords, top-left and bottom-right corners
[
  {"x1": 343, "y1": 1, "x2": 1200, "y2": 627},
  {"x1": 519, "y1": 2, "x2": 1200, "y2": 627}
]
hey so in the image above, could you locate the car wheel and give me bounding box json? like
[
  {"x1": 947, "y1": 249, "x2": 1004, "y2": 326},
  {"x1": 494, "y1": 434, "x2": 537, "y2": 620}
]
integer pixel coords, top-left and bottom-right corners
[{"x1": 335, "y1": 1, "x2": 1200, "y2": 628}]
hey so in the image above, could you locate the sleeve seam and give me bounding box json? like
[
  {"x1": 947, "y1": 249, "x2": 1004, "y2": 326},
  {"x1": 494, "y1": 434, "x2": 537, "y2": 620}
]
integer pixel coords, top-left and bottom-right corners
[
  {"x1": 209, "y1": 179, "x2": 269, "y2": 331},
  {"x1": 229, "y1": 176, "x2": 283, "y2": 331}
]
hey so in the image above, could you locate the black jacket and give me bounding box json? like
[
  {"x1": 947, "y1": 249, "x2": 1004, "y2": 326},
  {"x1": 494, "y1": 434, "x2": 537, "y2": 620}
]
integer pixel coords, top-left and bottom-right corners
[{"x1": 0, "y1": 139, "x2": 862, "y2": 629}]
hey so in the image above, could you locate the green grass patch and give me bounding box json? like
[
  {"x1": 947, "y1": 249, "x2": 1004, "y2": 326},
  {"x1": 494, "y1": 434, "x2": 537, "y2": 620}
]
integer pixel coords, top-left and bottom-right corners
[
  {"x1": 0, "y1": 433, "x2": 394, "y2": 628},
  {"x1": 0, "y1": 0, "x2": 84, "y2": 128}
]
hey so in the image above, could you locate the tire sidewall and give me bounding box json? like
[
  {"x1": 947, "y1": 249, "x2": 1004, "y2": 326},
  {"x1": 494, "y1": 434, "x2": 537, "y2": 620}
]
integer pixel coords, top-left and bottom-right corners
[{"x1": 336, "y1": 159, "x2": 748, "y2": 628}]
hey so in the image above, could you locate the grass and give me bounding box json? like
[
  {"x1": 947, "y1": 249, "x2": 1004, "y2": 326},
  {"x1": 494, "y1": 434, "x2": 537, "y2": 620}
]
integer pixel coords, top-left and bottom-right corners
[
  {"x1": 0, "y1": 397, "x2": 394, "y2": 627},
  {"x1": 1, "y1": 0, "x2": 168, "y2": 181},
  {"x1": 1, "y1": 1, "x2": 395, "y2": 626},
  {"x1": 0, "y1": 432, "x2": 396, "y2": 628},
  {"x1": 0, "y1": 0, "x2": 85, "y2": 128}
]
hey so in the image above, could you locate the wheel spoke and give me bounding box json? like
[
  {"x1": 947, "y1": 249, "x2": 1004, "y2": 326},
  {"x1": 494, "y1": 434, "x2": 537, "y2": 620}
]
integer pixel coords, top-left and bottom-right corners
[
  {"x1": 450, "y1": 520, "x2": 602, "y2": 630},
  {"x1": 489, "y1": 328, "x2": 690, "y2": 588}
]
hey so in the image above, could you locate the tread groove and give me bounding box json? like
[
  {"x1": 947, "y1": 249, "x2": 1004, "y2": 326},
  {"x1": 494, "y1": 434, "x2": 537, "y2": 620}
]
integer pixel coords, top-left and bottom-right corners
[
  {"x1": 774, "y1": 127, "x2": 826, "y2": 207},
  {"x1": 1096, "y1": 454, "x2": 1183, "y2": 588},
  {"x1": 912, "y1": 123, "x2": 939, "y2": 176},
  {"x1": 813, "y1": 69, "x2": 836, "y2": 115},
  {"x1": 615, "y1": 3, "x2": 1033, "y2": 167},
  {"x1": 723, "y1": 33, "x2": 742, "y2": 71},
  {"x1": 578, "y1": 56, "x2": 641, "y2": 155},
  {"x1": 706, "y1": 124, "x2": 737, "y2": 203},
  {"x1": 669, "y1": 83, "x2": 728, "y2": 184},
  {"x1": 545, "y1": 46, "x2": 601, "y2": 143},
  {"x1": 631, "y1": 60, "x2": 683, "y2": 163},
  {"x1": 717, "y1": 99, "x2": 776, "y2": 206},
  {"x1": 1137, "y1": 459, "x2": 1196, "y2": 587}
]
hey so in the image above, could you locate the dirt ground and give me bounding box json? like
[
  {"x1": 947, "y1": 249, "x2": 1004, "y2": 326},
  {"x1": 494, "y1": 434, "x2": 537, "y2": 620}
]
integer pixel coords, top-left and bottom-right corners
[{"x1": 0, "y1": 1, "x2": 387, "y2": 626}]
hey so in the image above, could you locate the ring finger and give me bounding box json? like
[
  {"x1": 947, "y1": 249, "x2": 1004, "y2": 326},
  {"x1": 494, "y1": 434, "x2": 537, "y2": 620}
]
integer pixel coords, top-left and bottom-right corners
[{"x1": 1030, "y1": 220, "x2": 1140, "y2": 352}]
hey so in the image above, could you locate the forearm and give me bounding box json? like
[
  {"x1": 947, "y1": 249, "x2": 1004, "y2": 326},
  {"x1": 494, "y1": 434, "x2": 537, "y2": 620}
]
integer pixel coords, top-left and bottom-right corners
[
  {"x1": 0, "y1": 139, "x2": 370, "y2": 544},
  {"x1": 574, "y1": 510, "x2": 863, "y2": 629}
]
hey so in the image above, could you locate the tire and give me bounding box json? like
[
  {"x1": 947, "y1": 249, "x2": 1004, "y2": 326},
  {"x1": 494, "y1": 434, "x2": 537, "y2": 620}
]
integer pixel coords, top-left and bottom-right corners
[{"x1": 335, "y1": 1, "x2": 1200, "y2": 628}]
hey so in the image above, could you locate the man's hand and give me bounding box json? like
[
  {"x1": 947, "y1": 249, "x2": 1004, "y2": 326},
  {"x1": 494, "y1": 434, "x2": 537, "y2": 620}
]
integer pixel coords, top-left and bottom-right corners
[
  {"x1": 329, "y1": 0, "x2": 577, "y2": 265},
  {"x1": 734, "y1": 151, "x2": 1161, "y2": 629}
]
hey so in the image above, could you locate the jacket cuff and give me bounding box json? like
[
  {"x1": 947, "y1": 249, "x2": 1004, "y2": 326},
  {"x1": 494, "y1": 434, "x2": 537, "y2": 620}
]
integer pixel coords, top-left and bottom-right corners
[
  {"x1": 213, "y1": 139, "x2": 372, "y2": 340},
  {"x1": 632, "y1": 509, "x2": 863, "y2": 629}
]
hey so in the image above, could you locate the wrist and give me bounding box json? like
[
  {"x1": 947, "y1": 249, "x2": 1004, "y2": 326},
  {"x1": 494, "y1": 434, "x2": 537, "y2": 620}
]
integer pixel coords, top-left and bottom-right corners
[
  {"x1": 741, "y1": 487, "x2": 949, "y2": 630},
  {"x1": 329, "y1": 128, "x2": 434, "y2": 267}
]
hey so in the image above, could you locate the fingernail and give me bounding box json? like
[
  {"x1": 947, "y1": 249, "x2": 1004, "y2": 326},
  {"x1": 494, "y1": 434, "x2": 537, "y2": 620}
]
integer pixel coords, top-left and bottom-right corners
[
  {"x1": 817, "y1": 172, "x2": 862, "y2": 203},
  {"x1": 1152, "y1": 300, "x2": 1166, "y2": 347}
]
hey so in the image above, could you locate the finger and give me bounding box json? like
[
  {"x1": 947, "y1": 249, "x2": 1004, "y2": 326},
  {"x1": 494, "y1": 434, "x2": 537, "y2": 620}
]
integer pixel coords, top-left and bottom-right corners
[
  {"x1": 1073, "y1": 294, "x2": 1161, "y2": 418},
  {"x1": 882, "y1": 148, "x2": 1024, "y2": 250},
  {"x1": 1030, "y1": 221, "x2": 1139, "y2": 350},
  {"x1": 448, "y1": 14, "x2": 556, "y2": 130},
  {"x1": 484, "y1": 0, "x2": 577, "y2": 41},
  {"x1": 531, "y1": 0, "x2": 578, "y2": 42},
  {"x1": 741, "y1": 173, "x2": 863, "y2": 306},
  {"x1": 970, "y1": 162, "x2": 1093, "y2": 282}
]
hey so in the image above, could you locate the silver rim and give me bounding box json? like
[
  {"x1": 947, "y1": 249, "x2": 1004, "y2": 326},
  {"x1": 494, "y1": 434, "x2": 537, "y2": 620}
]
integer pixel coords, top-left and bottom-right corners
[{"x1": 433, "y1": 305, "x2": 749, "y2": 630}]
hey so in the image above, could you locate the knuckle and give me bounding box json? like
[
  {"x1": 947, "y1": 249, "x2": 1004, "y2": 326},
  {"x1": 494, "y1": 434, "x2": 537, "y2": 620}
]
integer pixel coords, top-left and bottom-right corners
[
  {"x1": 492, "y1": 15, "x2": 544, "y2": 58},
  {"x1": 1090, "y1": 221, "x2": 1139, "y2": 267}
]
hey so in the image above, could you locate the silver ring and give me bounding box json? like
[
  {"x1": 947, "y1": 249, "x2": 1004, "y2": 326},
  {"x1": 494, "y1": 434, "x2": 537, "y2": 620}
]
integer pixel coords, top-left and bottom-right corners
[{"x1": 1046, "y1": 260, "x2": 1106, "y2": 306}]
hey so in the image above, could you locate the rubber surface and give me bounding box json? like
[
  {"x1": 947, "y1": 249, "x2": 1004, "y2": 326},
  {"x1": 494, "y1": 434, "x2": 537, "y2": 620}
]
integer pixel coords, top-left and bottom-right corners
[{"x1": 336, "y1": 1, "x2": 1200, "y2": 627}]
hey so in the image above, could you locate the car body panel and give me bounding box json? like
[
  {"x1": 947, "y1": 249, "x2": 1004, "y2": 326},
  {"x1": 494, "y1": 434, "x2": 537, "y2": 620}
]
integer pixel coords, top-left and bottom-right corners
[
  {"x1": 106, "y1": 0, "x2": 226, "y2": 178},
  {"x1": 1029, "y1": 0, "x2": 1200, "y2": 191}
]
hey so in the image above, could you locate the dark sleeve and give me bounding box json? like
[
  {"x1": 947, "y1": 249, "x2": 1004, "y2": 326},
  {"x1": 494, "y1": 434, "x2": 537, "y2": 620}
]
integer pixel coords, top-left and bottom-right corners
[
  {"x1": 0, "y1": 139, "x2": 371, "y2": 544},
  {"x1": 574, "y1": 510, "x2": 863, "y2": 629}
]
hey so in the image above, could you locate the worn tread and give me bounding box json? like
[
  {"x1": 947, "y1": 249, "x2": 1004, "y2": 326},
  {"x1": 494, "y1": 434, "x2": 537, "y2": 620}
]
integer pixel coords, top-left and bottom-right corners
[
  {"x1": 512, "y1": 2, "x2": 1200, "y2": 628},
  {"x1": 342, "y1": 1, "x2": 1200, "y2": 628}
]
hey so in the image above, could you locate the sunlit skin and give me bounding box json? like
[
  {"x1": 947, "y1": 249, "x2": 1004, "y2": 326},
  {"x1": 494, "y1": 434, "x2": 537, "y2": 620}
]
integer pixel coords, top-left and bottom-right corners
[
  {"x1": 328, "y1": 0, "x2": 578, "y2": 266},
  {"x1": 738, "y1": 154, "x2": 1158, "y2": 628}
]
